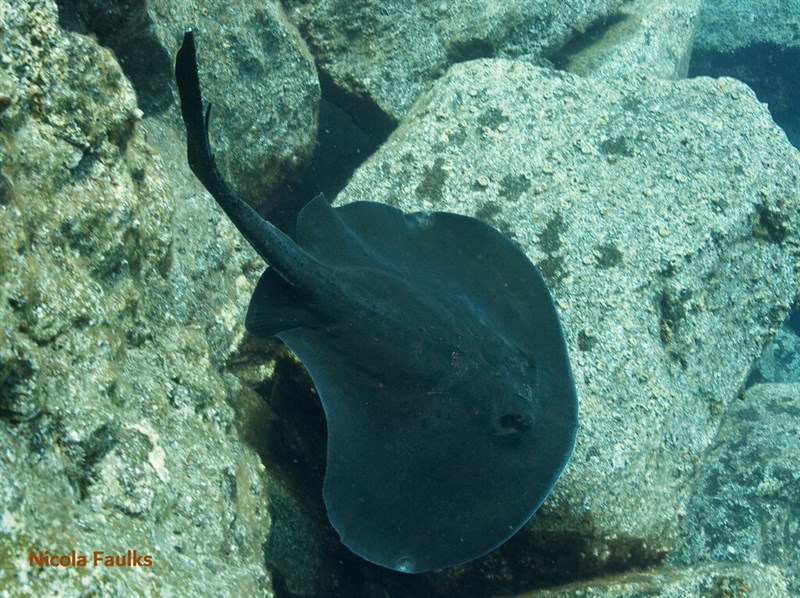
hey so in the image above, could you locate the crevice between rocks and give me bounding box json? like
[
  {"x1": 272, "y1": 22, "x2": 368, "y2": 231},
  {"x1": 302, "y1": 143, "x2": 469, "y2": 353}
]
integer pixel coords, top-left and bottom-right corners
[
  {"x1": 549, "y1": 11, "x2": 632, "y2": 71},
  {"x1": 264, "y1": 91, "x2": 386, "y2": 234},
  {"x1": 262, "y1": 61, "x2": 398, "y2": 234}
]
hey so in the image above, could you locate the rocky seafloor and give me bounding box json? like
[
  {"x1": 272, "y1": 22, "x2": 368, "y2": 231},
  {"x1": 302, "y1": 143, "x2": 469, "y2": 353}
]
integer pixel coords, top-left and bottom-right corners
[{"x1": 1, "y1": 1, "x2": 799, "y2": 596}]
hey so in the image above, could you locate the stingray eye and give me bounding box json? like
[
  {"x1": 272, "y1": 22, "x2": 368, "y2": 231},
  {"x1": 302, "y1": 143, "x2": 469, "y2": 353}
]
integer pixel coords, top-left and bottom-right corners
[{"x1": 495, "y1": 413, "x2": 532, "y2": 436}]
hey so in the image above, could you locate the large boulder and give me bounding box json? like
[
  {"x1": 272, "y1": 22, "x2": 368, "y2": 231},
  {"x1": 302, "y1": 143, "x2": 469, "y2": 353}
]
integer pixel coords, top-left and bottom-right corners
[
  {"x1": 334, "y1": 57, "x2": 800, "y2": 587},
  {"x1": 671, "y1": 383, "x2": 800, "y2": 594},
  {"x1": 283, "y1": 0, "x2": 626, "y2": 124},
  {"x1": 57, "y1": 0, "x2": 320, "y2": 207},
  {"x1": 0, "y1": 2, "x2": 272, "y2": 594}
]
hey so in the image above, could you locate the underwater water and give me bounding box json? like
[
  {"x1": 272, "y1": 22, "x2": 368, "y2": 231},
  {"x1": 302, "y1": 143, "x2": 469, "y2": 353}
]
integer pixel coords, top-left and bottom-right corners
[
  {"x1": 687, "y1": 1, "x2": 800, "y2": 388},
  {"x1": 1, "y1": 0, "x2": 799, "y2": 597},
  {"x1": 689, "y1": 7, "x2": 800, "y2": 384}
]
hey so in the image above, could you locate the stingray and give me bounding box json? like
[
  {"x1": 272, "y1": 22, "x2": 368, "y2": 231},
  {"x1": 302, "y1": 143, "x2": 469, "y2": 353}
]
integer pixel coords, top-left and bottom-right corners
[{"x1": 175, "y1": 30, "x2": 577, "y2": 573}]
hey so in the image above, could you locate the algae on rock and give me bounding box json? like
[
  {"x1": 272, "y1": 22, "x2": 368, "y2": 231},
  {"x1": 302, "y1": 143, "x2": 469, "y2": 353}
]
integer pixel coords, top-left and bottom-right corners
[{"x1": 1, "y1": 2, "x2": 273, "y2": 595}]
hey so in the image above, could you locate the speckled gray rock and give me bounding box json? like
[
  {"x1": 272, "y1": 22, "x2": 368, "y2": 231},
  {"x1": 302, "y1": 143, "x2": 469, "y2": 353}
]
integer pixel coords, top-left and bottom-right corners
[
  {"x1": 0, "y1": 2, "x2": 273, "y2": 594},
  {"x1": 514, "y1": 563, "x2": 790, "y2": 598},
  {"x1": 57, "y1": 0, "x2": 319, "y2": 207},
  {"x1": 694, "y1": 0, "x2": 800, "y2": 53},
  {"x1": 558, "y1": 0, "x2": 700, "y2": 80},
  {"x1": 284, "y1": 0, "x2": 625, "y2": 123},
  {"x1": 335, "y1": 59, "x2": 800, "y2": 576},
  {"x1": 670, "y1": 383, "x2": 800, "y2": 594}
]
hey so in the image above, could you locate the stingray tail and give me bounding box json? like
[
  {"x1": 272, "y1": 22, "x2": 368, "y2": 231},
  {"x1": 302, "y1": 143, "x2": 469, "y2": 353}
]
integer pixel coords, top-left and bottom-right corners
[
  {"x1": 175, "y1": 30, "x2": 318, "y2": 286},
  {"x1": 175, "y1": 30, "x2": 245, "y2": 208}
]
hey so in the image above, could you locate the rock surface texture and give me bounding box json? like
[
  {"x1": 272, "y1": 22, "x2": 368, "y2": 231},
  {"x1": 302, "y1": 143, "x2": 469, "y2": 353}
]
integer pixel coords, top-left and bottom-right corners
[
  {"x1": 1, "y1": 0, "x2": 799, "y2": 596},
  {"x1": 333, "y1": 58, "x2": 800, "y2": 593},
  {"x1": 1, "y1": 2, "x2": 272, "y2": 595},
  {"x1": 671, "y1": 383, "x2": 800, "y2": 595},
  {"x1": 56, "y1": 0, "x2": 320, "y2": 207},
  {"x1": 555, "y1": 0, "x2": 700, "y2": 80},
  {"x1": 283, "y1": 0, "x2": 626, "y2": 123}
]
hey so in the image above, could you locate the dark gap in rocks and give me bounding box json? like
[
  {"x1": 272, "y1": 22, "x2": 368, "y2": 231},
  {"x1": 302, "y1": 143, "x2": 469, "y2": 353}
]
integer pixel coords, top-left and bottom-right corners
[
  {"x1": 788, "y1": 307, "x2": 800, "y2": 336},
  {"x1": 549, "y1": 12, "x2": 631, "y2": 71},
  {"x1": 446, "y1": 37, "x2": 496, "y2": 63},
  {"x1": 689, "y1": 43, "x2": 800, "y2": 149},
  {"x1": 264, "y1": 67, "x2": 396, "y2": 235},
  {"x1": 265, "y1": 96, "x2": 378, "y2": 235},
  {"x1": 55, "y1": 0, "x2": 173, "y2": 116},
  {"x1": 316, "y1": 68, "x2": 397, "y2": 149}
]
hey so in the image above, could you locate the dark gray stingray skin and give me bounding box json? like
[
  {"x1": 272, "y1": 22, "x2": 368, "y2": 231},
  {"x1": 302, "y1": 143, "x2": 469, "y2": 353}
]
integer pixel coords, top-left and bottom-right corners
[{"x1": 175, "y1": 31, "x2": 577, "y2": 574}]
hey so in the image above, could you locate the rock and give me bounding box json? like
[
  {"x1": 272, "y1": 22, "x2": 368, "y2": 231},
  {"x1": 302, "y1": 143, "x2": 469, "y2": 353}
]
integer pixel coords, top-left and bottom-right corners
[
  {"x1": 56, "y1": 0, "x2": 320, "y2": 208},
  {"x1": 554, "y1": 0, "x2": 700, "y2": 80},
  {"x1": 335, "y1": 58, "x2": 800, "y2": 585},
  {"x1": 693, "y1": 0, "x2": 800, "y2": 53},
  {"x1": 0, "y1": 2, "x2": 272, "y2": 594},
  {"x1": 284, "y1": 0, "x2": 626, "y2": 124},
  {"x1": 670, "y1": 383, "x2": 800, "y2": 594},
  {"x1": 513, "y1": 563, "x2": 790, "y2": 598}
]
